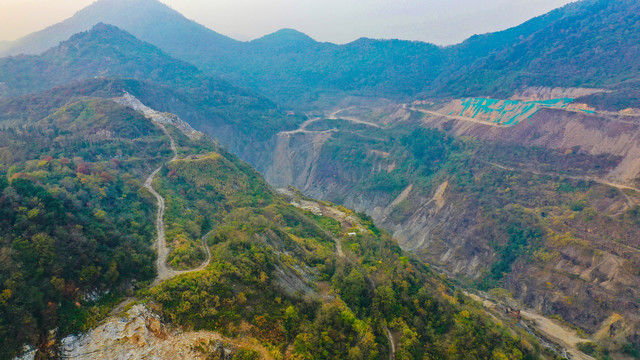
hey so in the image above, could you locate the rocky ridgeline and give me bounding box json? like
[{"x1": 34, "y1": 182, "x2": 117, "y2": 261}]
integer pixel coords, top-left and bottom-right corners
[{"x1": 115, "y1": 92, "x2": 203, "y2": 139}]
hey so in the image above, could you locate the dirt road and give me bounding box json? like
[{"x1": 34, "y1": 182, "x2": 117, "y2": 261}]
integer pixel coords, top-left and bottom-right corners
[
  {"x1": 519, "y1": 309, "x2": 595, "y2": 360},
  {"x1": 328, "y1": 107, "x2": 382, "y2": 128},
  {"x1": 410, "y1": 107, "x2": 512, "y2": 128},
  {"x1": 487, "y1": 162, "x2": 639, "y2": 209},
  {"x1": 146, "y1": 124, "x2": 211, "y2": 287},
  {"x1": 278, "y1": 108, "x2": 380, "y2": 136},
  {"x1": 466, "y1": 292, "x2": 595, "y2": 360}
]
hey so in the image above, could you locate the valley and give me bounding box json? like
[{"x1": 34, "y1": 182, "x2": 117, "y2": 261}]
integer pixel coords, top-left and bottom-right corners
[
  {"x1": 263, "y1": 89, "x2": 640, "y2": 359},
  {"x1": 0, "y1": 89, "x2": 545, "y2": 359},
  {"x1": 1, "y1": 0, "x2": 640, "y2": 358}
]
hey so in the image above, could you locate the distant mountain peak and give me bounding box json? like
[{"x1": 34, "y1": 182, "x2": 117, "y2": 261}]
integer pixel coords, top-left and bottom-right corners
[
  {"x1": 0, "y1": 0, "x2": 237, "y2": 57},
  {"x1": 80, "y1": 0, "x2": 175, "y2": 16},
  {"x1": 52, "y1": 22, "x2": 144, "y2": 51},
  {"x1": 272, "y1": 28, "x2": 313, "y2": 39},
  {"x1": 252, "y1": 28, "x2": 317, "y2": 46},
  {"x1": 89, "y1": 22, "x2": 121, "y2": 32}
]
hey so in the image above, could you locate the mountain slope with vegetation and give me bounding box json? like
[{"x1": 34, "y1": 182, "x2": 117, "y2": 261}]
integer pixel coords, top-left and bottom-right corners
[
  {"x1": 264, "y1": 102, "x2": 640, "y2": 359},
  {"x1": 0, "y1": 23, "x2": 302, "y2": 167},
  {"x1": 0, "y1": 86, "x2": 547, "y2": 359},
  {"x1": 437, "y1": 0, "x2": 640, "y2": 98},
  {"x1": 0, "y1": 97, "x2": 169, "y2": 358},
  {"x1": 4, "y1": 0, "x2": 638, "y2": 107},
  {"x1": 140, "y1": 129, "x2": 545, "y2": 360}
]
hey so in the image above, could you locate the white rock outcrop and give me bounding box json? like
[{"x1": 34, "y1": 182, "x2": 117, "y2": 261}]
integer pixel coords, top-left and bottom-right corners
[{"x1": 115, "y1": 92, "x2": 203, "y2": 139}]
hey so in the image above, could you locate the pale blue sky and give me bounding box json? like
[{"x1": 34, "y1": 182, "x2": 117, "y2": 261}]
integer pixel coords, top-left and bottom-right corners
[{"x1": 0, "y1": 0, "x2": 576, "y2": 44}]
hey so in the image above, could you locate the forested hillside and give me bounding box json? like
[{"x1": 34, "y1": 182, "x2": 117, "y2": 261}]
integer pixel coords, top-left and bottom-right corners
[
  {"x1": 0, "y1": 23, "x2": 302, "y2": 166},
  {"x1": 436, "y1": 0, "x2": 640, "y2": 98},
  {"x1": 0, "y1": 98, "x2": 168, "y2": 358},
  {"x1": 0, "y1": 85, "x2": 547, "y2": 359},
  {"x1": 3, "y1": 0, "x2": 638, "y2": 107}
]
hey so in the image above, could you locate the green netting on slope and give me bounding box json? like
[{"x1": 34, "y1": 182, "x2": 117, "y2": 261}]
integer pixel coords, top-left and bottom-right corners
[{"x1": 457, "y1": 97, "x2": 575, "y2": 126}]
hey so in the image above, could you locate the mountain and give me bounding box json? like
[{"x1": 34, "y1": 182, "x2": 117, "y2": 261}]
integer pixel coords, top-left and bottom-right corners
[
  {"x1": 0, "y1": 0, "x2": 448, "y2": 105},
  {"x1": 0, "y1": 0, "x2": 239, "y2": 62},
  {"x1": 436, "y1": 0, "x2": 640, "y2": 97},
  {"x1": 7, "y1": 0, "x2": 639, "y2": 107},
  {"x1": 0, "y1": 23, "x2": 303, "y2": 167},
  {"x1": 0, "y1": 84, "x2": 544, "y2": 359},
  {"x1": 444, "y1": 1, "x2": 584, "y2": 68},
  {"x1": 0, "y1": 22, "x2": 202, "y2": 97},
  {"x1": 250, "y1": 28, "x2": 318, "y2": 48},
  {"x1": 219, "y1": 34, "x2": 447, "y2": 106}
]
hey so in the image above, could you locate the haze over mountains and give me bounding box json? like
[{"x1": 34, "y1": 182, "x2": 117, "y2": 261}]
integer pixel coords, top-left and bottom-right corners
[
  {"x1": 2, "y1": 0, "x2": 639, "y2": 106},
  {"x1": 2, "y1": 0, "x2": 640, "y2": 359}
]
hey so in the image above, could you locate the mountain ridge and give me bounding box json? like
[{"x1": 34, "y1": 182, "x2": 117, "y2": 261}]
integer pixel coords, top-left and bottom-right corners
[
  {"x1": 5, "y1": 0, "x2": 638, "y2": 107},
  {"x1": 0, "y1": 22, "x2": 307, "y2": 175},
  {"x1": 0, "y1": 0, "x2": 240, "y2": 74}
]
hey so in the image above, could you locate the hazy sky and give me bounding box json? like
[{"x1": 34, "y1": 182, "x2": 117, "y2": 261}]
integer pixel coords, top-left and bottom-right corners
[{"x1": 0, "y1": 0, "x2": 576, "y2": 44}]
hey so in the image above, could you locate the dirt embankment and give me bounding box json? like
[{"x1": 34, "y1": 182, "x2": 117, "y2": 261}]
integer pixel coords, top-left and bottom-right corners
[
  {"x1": 466, "y1": 292, "x2": 595, "y2": 360},
  {"x1": 421, "y1": 104, "x2": 640, "y2": 184}
]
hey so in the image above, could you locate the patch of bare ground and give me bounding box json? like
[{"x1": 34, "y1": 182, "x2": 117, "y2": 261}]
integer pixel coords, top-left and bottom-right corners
[
  {"x1": 63, "y1": 305, "x2": 274, "y2": 360},
  {"x1": 466, "y1": 292, "x2": 595, "y2": 360}
]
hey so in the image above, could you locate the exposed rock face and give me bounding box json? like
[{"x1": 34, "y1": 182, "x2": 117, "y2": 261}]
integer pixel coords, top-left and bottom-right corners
[
  {"x1": 58, "y1": 305, "x2": 243, "y2": 360},
  {"x1": 422, "y1": 107, "x2": 640, "y2": 184},
  {"x1": 115, "y1": 92, "x2": 203, "y2": 139},
  {"x1": 511, "y1": 87, "x2": 609, "y2": 101},
  {"x1": 266, "y1": 130, "x2": 334, "y2": 188}
]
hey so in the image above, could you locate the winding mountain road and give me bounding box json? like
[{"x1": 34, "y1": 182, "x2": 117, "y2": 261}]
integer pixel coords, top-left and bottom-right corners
[
  {"x1": 146, "y1": 124, "x2": 212, "y2": 287},
  {"x1": 327, "y1": 107, "x2": 382, "y2": 128},
  {"x1": 279, "y1": 107, "x2": 381, "y2": 136}
]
